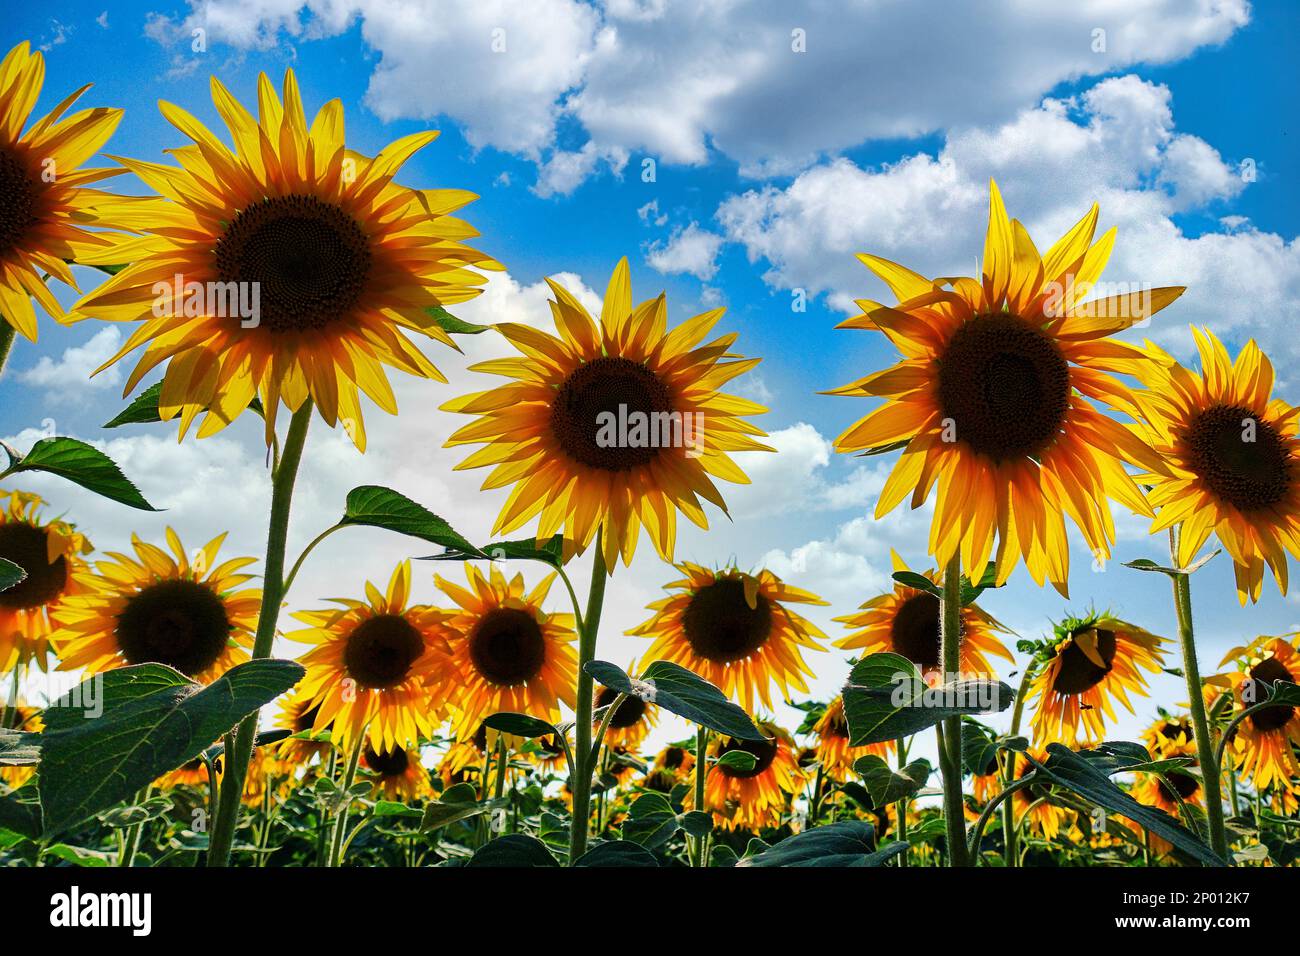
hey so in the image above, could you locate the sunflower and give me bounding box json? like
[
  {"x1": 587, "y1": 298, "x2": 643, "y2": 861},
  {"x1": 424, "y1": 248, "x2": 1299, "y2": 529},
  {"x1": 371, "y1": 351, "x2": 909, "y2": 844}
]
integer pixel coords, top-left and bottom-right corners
[
  {"x1": 1010, "y1": 753, "x2": 1067, "y2": 840},
  {"x1": 692, "y1": 720, "x2": 803, "y2": 832},
  {"x1": 53, "y1": 529, "x2": 257, "y2": 682},
  {"x1": 1026, "y1": 613, "x2": 1166, "y2": 746},
  {"x1": 1133, "y1": 329, "x2": 1300, "y2": 604},
  {"x1": 833, "y1": 553, "x2": 1013, "y2": 680},
  {"x1": 437, "y1": 738, "x2": 485, "y2": 788},
  {"x1": 593, "y1": 659, "x2": 658, "y2": 749},
  {"x1": 434, "y1": 563, "x2": 576, "y2": 738},
  {"x1": 0, "y1": 41, "x2": 125, "y2": 342},
  {"x1": 811, "y1": 695, "x2": 892, "y2": 782},
  {"x1": 526, "y1": 732, "x2": 569, "y2": 774},
  {"x1": 362, "y1": 743, "x2": 434, "y2": 801},
  {"x1": 631, "y1": 564, "x2": 827, "y2": 712},
  {"x1": 828, "y1": 180, "x2": 1180, "y2": 595},
  {"x1": 0, "y1": 490, "x2": 92, "y2": 672},
  {"x1": 157, "y1": 757, "x2": 209, "y2": 790},
  {"x1": 74, "y1": 68, "x2": 498, "y2": 450},
  {"x1": 273, "y1": 691, "x2": 335, "y2": 767},
  {"x1": 1130, "y1": 733, "x2": 1203, "y2": 859},
  {"x1": 1214, "y1": 636, "x2": 1300, "y2": 791},
  {"x1": 443, "y1": 258, "x2": 771, "y2": 569},
  {"x1": 290, "y1": 561, "x2": 457, "y2": 756},
  {"x1": 641, "y1": 742, "x2": 696, "y2": 793},
  {"x1": 1141, "y1": 712, "x2": 1195, "y2": 756}
]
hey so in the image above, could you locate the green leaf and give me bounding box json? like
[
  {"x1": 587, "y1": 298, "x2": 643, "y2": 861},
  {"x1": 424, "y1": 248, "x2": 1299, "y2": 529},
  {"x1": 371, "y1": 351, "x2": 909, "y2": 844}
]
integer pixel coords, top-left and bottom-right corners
[
  {"x1": 709, "y1": 844, "x2": 739, "y2": 867},
  {"x1": 1124, "y1": 550, "x2": 1220, "y2": 577},
  {"x1": 482, "y1": 712, "x2": 560, "y2": 739},
  {"x1": 419, "y1": 789, "x2": 503, "y2": 832},
  {"x1": 843, "y1": 652, "x2": 1015, "y2": 746},
  {"x1": 0, "y1": 789, "x2": 41, "y2": 840},
  {"x1": 574, "y1": 840, "x2": 660, "y2": 867},
  {"x1": 0, "y1": 729, "x2": 40, "y2": 765},
  {"x1": 38, "y1": 659, "x2": 303, "y2": 836},
  {"x1": 853, "y1": 754, "x2": 930, "y2": 807},
  {"x1": 1028, "y1": 744, "x2": 1225, "y2": 866},
  {"x1": 854, "y1": 439, "x2": 910, "y2": 458},
  {"x1": 427, "y1": 534, "x2": 565, "y2": 568},
  {"x1": 372, "y1": 801, "x2": 423, "y2": 819},
  {"x1": 584, "y1": 660, "x2": 765, "y2": 740},
  {"x1": 339, "y1": 485, "x2": 480, "y2": 553},
  {"x1": 959, "y1": 565, "x2": 1003, "y2": 606},
  {"x1": 0, "y1": 556, "x2": 27, "y2": 593},
  {"x1": 2, "y1": 437, "x2": 157, "y2": 511},
  {"x1": 101, "y1": 796, "x2": 173, "y2": 828},
  {"x1": 44, "y1": 843, "x2": 112, "y2": 867},
  {"x1": 737, "y1": 821, "x2": 907, "y2": 867},
  {"x1": 103, "y1": 382, "x2": 265, "y2": 428},
  {"x1": 715, "y1": 749, "x2": 758, "y2": 773},
  {"x1": 678, "y1": 810, "x2": 713, "y2": 837},
  {"x1": 621, "y1": 791, "x2": 680, "y2": 849},
  {"x1": 467, "y1": 834, "x2": 559, "y2": 867},
  {"x1": 890, "y1": 571, "x2": 941, "y2": 596},
  {"x1": 426, "y1": 305, "x2": 491, "y2": 335}
]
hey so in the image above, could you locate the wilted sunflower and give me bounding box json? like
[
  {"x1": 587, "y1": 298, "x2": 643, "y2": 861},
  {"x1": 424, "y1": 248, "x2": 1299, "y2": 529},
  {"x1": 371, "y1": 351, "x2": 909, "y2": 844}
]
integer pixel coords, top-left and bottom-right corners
[
  {"x1": 0, "y1": 41, "x2": 124, "y2": 342},
  {"x1": 1213, "y1": 636, "x2": 1300, "y2": 791},
  {"x1": 593, "y1": 659, "x2": 658, "y2": 749},
  {"x1": 828, "y1": 181, "x2": 1180, "y2": 595},
  {"x1": 443, "y1": 258, "x2": 771, "y2": 569},
  {"x1": 1026, "y1": 613, "x2": 1166, "y2": 746},
  {"x1": 290, "y1": 561, "x2": 458, "y2": 755},
  {"x1": 434, "y1": 563, "x2": 576, "y2": 738},
  {"x1": 833, "y1": 553, "x2": 1012, "y2": 680},
  {"x1": 693, "y1": 721, "x2": 803, "y2": 832},
  {"x1": 75, "y1": 69, "x2": 497, "y2": 450},
  {"x1": 53, "y1": 529, "x2": 257, "y2": 682},
  {"x1": 631, "y1": 564, "x2": 827, "y2": 712},
  {"x1": 362, "y1": 743, "x2": 434, "y2": 801},
  {"x1": 811, "y1": 695, "x2": 892, "y2": 782},
  {"x1": 1134, "y1": 330, "x2": 1300, "y2": 603},
  {"x1": 0, "y1": 490, "x2": 91, "y2": 672}
]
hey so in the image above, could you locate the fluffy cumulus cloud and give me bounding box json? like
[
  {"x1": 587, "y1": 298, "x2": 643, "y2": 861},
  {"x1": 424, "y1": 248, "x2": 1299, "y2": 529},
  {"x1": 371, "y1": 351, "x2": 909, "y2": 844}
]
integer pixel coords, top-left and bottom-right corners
[
  {"x1": 716, "y1": 74, "x2": 1300, "y2": 369},
  {"x1": 645, "y1": 222, "x2": 724, "y2": 280},
  {"x1": 143, "y1": 0, "x2": 1249, "y2": 189},
  {"x1": 16, "y1": 327, "x2": 124, "y2": 397}
]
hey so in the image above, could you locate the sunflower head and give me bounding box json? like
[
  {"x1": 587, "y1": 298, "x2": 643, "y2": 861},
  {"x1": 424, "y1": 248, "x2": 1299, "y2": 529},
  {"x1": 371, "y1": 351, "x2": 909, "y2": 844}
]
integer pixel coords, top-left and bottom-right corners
[
  {"x1": 273, "y1": 690, "x2": 335, "y2": 765},
  {"x1": 593, "y1": 661, "x2": 658, "y2": 749},
  {"x1": 697, "y1": 720, "x2": 803, "y2": 832},
  {"x1": 362, "y1": 743, "x2": 434, "y2": 801},
  {"x1": 0, "y1": 41, "x2": 126, "y2": 340},
  {"x1": 828, "y1": 180, "x2": 1182, "y2": 595},
  {"x1": 435, "y1": 563, "x2": 577, "y2": 739},
  {"x1": 1214, "y1": 635, "x2": 1300, "y2": 791},
  {"x1": 809, "y1": 695, "x2": 893, "y2": 782},
  {"x1": 52, "y1": 529, "x2": 256, "y2": 682},
  {"x1": 443, "y1": 258, "x2": 771, "y2": 570},
  {"x1": 0, "y1": 489, "x2": 92, "y2": 671},
  {"x1": 833, "y1": 551, "x2": 1013, "y2": 681},
  {"x1": 1026, "y1": 611, "x2": 1166, "y2": 746},
  {"x1": 75, "y1": 68, "x2": 499, "y2": 450},
  {"x1": 291, "y1": 561, "x2": 458, "y2": 754},
  {"x1": 1134, "y1": 329, "x2": 1300, "y2": 604},
  {"x1": 630, "y1": 563, "x2": 827, "y2": 712}
]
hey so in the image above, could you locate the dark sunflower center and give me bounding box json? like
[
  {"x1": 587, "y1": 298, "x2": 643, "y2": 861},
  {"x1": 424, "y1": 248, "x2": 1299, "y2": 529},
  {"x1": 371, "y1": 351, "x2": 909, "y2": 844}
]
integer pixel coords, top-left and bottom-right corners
[
  {"x1": 717, "y1": 736, "x2": 778, "y2": 779},
  {"x1": 1247, "y1": 656, "x2": 1296, "y2": 732},
  {"x1": 115, "y1": 579, "x2": 232, "y2": 677},
  {"x1": 0, "y1": 147, "x2": 38, "y2": 260},
  {"x1": 214, "y1": 194, "x2": 371, "y2": 334},
  {"x1": 364, "y1": 744, "x2": 411, "y2": 777},
  {"x1": 890, "y1": 593, "x2": 943, "y2": 672},
  {"x1": 469, "y1": 607, "x2": 546, "y2": 686},
  {"x1": 0, "y1": 522, "x2": 68, "y2": 610},
  {"x1": 1157, "y1": 771, "x2": 1201, "y2": 802},
  {"x1": 537, "y1": 734, "x2": 565, "y2": 758},
  {"x1": 661, "y1": 746, "x2": 687, "y2": 769},
  {"x1": 595, "y1": 685, "x2": 647, "y2": 728},
  {"x1": 681, "y1": 578, "x2": 773, "y2": 664},
  {"x1": 343, "y1": 614, "x2": 424, "y2": 690},
  {"x1": 821, "y1": 708, "x2": 849, "y2": 740},
  {"x1": 937, "y1": 314, "x2": 1071, "y2": 461},
  {"x1": 293, "y1": 703, "x2": 323, "y2": 734},
  {"x1": 1051, "y1": 627, "x2": 1118, "y2": 695},
  {"x1": 549, "y1": 356, "x2": 674, "y2": 471},
  {"x1": 1184, "y1": 404, "x2": 1292, "y2": 513}
]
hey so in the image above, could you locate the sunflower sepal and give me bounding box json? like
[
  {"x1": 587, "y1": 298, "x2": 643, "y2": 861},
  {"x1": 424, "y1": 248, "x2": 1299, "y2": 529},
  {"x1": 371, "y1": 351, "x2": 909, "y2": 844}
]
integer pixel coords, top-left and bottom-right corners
[
  {"x1": 0, "y1": 437, "x2": 157, "y2": 511},
  {"x1": 583, "y1": 659, "x2": 763, "y2": 741}
]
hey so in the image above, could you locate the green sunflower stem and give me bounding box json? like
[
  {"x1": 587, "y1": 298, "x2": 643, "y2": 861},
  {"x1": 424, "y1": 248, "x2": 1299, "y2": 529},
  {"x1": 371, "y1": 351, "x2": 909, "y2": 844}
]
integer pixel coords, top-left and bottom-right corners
[
  {"x1": 206, "y1": 400, "x2": 314, "y2": 867},
  {"x1": 895, "y1": 736, "x2": 909, "y2": 866},
  {"x1": 567, "y1": 529, "x2": 608, "y2": 865},
  {"x1": 1167, "y1": 527, "x2": 1231, "y2": 865},
  {"x1": 327, "y1": 732, "x2": 367, "y2": 868},
  {"x1": 692, "y1": 725, "x2": 708, "y2": 867},
  {"x1": 938, "y1": 552, "x2": 971, "y2": 867},
  {"x1": 1002, "y1": 662, "x2": 1036, "y2": 868},
  {"x1": 0, "y1": 324, "x2": 16, "y2": 380}
]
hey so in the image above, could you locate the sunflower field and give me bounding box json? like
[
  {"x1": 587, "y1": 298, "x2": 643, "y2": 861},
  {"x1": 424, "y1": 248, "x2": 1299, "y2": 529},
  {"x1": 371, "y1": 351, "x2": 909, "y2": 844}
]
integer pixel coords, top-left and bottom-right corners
[{"x1": 0, "y1": 8, "x2": 1298, "y2": 892}]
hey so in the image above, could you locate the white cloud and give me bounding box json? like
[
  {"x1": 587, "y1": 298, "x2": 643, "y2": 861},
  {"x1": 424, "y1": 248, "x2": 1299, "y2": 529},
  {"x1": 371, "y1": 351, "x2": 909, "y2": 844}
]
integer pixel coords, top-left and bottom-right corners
[
  {"x1": 17, "y1": 327, "x2": 124, "y2": 396},
  {"x1": 645, "y1": 222, "x2": 724, "y2": 280}
]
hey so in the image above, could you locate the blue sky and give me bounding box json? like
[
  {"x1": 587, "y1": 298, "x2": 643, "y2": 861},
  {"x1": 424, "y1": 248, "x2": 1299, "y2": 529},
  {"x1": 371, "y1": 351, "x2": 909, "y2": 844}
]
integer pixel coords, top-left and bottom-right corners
[{"x1": 3, "y1": 1, "x2": 1298, "y2": 754}]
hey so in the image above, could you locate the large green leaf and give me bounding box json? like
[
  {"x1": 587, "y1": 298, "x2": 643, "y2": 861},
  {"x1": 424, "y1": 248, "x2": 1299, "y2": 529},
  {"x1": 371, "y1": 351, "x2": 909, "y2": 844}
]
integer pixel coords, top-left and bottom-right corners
[
  {"x1": 1029, "y1": 744, "x2": 1225, "y2": 866},
  {"x1": 737, "y1": 821, "x2": 907, "y2": 867},
  {"x1": 621, "y1": 791, "x2": 680, "y2": 849},
  {"x1": 0, "y1": 788, "x2": 41, "y2": 840},
  {"x1": 584, "y1": 660, "x2": 764, "y2": 740},
  {"x1": 103, "y1": 382, "x2": 265, "y2": 428},
  {"x1": 38, "y1": 659, "x2": 303, "y2": 836},
  {"x1": 467, "y1": 834, "x2": 559, "y2": 867},
  {"x1": 426, "y1": 305, "x2": 491, "y2": 335},
  {"x1": 0, "y1": 729, "x2": 40, "y2": 765},
  {"x1": 338, "y1": 486, "x2": 480, "y2": 553},
  {"x1": 1, "y1": 437, "x2": 157, "y2": 511},
  {"x1": 843, "y1": 652, "x2": 1015, "y2": 745},
  {"x1": 853, "y1": 754, "x2": 931, "y2": 807},
  {"x1": 482, "y1": 712, "x2": 560, "y2": 739},
  {"x1": 0, "y1": 556, "x2": 26, "y2": 593},
  {"x1": 427, "y1": 534, "x2": 565, "y2": 568},
  {"x1": 574, "y1": 840, "x2": 660, "y2": 867}
]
